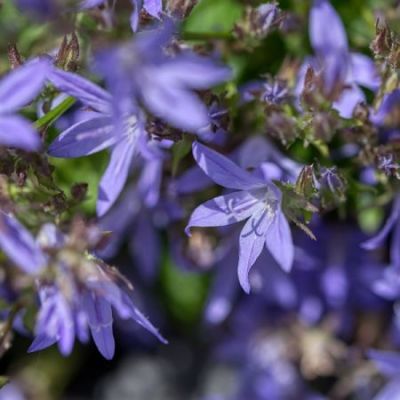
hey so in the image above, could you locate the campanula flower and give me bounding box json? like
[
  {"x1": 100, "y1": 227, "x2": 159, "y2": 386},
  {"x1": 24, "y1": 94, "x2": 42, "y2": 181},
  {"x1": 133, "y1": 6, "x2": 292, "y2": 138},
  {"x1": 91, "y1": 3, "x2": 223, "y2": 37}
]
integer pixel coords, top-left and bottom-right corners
[
  {"x1": 0, "y1": 59, "x2": 49, "y2": 151},
  {"x1": 185, "y1": 142, "x2": 294, "y2": 293},
  {"x1": 47, "y1": 67, "x2": 146, "y2": 217},
  {"x1": 298, "y1": 0, "x2": 380, "y2": 118},
  {"x1": 0, "y1": 212, "x2": 166, "y2": 359}
]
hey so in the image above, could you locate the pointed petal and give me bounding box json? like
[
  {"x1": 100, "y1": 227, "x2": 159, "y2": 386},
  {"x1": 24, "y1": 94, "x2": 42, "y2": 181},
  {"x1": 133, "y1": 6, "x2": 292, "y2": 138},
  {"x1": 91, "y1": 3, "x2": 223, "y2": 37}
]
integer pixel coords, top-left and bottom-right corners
[
  {"x1": 129, "y1": 0, "x2": 140, "y2": 31},
  {"x1": 185, "y1": 190, "x2": 264, "y2": 235},
  {"x1": 83, "y1": 292, "x2": 115, "y2": 360},
  {"x1": 48, "y1": 68, "x2": 111, "y2": 114},
  {"x1": 28, "y1": 333, "x2": 57, "y2": 353},
  {"x1": 238, "y1": 208, "x2": 273, "y2": 293},
  {"x1": 0, "y1": 59, "x2": 49, "y2": 114},
  {"x1": 0, "y1": 211, "x2": 46, "y2": 274},
  {"x1": 97, "y1": 138, "x2": 137, "y2": 217},
  {"x1": 122, "y1": 294, "x2": 168, "y2": 344},
  {"x1": 0, "y1": 116, "x2": 41, "y2": 151},
  {"x1": 265, "y1": 210, "x2": 294, "y2": 272},
  {"x1": 192, "y1": 142, "x2": 265, "y2": 190},
  {"x1": 309, "y1": 0, "x2": 348, "y2": 56},
  {"x1": 350, "y1": 53, "x2": 380, "y2": 90},
  {"x1": 362, "y1": 197, "x2": 400, "y2": 250},
  {"x1": 48, "y1": 116, "x2": 115, "y2": 158}
]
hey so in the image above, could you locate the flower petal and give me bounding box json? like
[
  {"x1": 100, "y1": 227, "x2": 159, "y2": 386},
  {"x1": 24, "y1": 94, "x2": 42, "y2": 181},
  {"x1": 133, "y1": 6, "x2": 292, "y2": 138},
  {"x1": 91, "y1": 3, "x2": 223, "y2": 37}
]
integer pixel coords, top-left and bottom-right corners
[
  {"x1": 48, "y1": 68, "x2": 112, "y2": 114},
  {"x1": 238, "y1": 208, "x2": 273, "y2": 293},
  {"x1": 185, "y1": 190, "x2": 264, "y2": 235},
  {"x1": 309, "y1": 0, "x2": 348, "y2": 57},
  {"x1": 143, "y1": 0, "x2": 162, "y2": 17},
  {"x1": 0, "y1": 59, "x2": 49, "y2": 114},
  {"x1": 192, "y1": 142, "x2": 265, "y2": 190},
  {"x1": 0, "y1": 115, "x2": 41, "y2": 151},
  {"x1": 0, "y1": 211, "x2": 46, "y2": 274},
  {"x1": 350, "y1": 53, "x2": 380, "y2": 90},
  {"x1": 333, "y1": 83, "x2": 365, "y2": 118},
  {"x1": 48, "y1": 116, "x2": 115, "y2": 158},
  {"x1": 97, "y1": 138, "x2": 137, "y2": 217},
  {"x1": 265, "y1": 210, "x2": 294, "y2": 272}
]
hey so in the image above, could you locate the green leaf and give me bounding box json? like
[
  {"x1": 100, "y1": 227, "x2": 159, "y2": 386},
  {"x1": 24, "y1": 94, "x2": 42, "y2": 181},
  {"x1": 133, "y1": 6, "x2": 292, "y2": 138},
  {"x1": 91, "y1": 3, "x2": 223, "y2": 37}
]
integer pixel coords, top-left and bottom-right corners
[{"x1": 184, "y1": 0, "x2": 243, "y2": 35}]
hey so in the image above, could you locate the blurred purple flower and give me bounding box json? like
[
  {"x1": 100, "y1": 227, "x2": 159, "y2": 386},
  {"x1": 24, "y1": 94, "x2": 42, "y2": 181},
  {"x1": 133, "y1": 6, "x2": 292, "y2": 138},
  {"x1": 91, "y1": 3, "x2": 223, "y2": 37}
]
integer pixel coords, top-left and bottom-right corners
[
  {"x1": 94, "y1": 21, "x2": 231, "y2": 134},
  {"x1": 0, "y1": 212, "x2": 166, "y2": 359},
  {"x1": 298, "y1": 0, "x2": 380, "y2": 118},
  {"x1": 185, "y1": 142, "x2": 294, "y2": 293},
  {"x1": 0, "y1": 59, "x2": 49, "y2": 151}
]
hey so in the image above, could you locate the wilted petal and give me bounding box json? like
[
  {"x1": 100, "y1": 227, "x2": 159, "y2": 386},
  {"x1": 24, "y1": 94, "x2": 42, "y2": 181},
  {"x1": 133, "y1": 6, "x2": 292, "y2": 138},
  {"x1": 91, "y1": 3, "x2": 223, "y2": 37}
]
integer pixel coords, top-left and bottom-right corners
[
  {"x1": 238, "y1": 208, "x2": 273, "y2": 293},
  {"x1": 362, "y1": 197, "x2": 400, "y2": 250},
  {"x1": 83, "y1": 292, "x2": 115, "y2": 360},
  {"x1": 192, "y1": 142, "x2": 265, "y2": 190},
  {"x1": 0, "y1": 115, "x2": 41, "y2": 151},
  {"x1": 265, "y1": 210, "x2": 294, "y2": 273},
  {"x1": 97, "y1": 137, "x2": 137, "y2": 217},
  {"x1": 186, "y1": 190, "x2": 264, "y2": 235},
  {"x1": 309, "y1": 0, "x2": 348, "y2": 56},
  {"x1": 48, "y1": 116, "x2": 115, "y2": 158},
  {"x1": 0, "y1": 212, "x2": 46, "y2": 274},
  {"x1": 48, "y1": 68, "x2": 112, "y2": 114},
  {"x1": 0, "y1": 59, "x2": 49, "y2": 114}
]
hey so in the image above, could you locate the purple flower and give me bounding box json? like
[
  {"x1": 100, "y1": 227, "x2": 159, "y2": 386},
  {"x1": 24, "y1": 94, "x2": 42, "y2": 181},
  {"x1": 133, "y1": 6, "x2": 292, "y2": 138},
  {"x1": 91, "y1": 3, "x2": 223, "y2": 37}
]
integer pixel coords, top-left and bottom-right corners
[
  {"x1": 81, "y1": 0, "x2": 162, "y2": 31},
  {"x1": 0, "y1": 212, "x2": 166, "y2": 359},
  {"x1": 47, "y1": 67, "x2": 147, "y2": 216},
  {"x1": 94, "y1": 21, "x2": 231, "y2": 134},
  {"x1": 298, "y1": 0, "x2": 380, "y2": 118},
  {"x1": 0, "y1": 59, "x2": 49, "y2": 151},
  {"x1": 185, "y1": 142, "x2": 294, "y2": 293}
]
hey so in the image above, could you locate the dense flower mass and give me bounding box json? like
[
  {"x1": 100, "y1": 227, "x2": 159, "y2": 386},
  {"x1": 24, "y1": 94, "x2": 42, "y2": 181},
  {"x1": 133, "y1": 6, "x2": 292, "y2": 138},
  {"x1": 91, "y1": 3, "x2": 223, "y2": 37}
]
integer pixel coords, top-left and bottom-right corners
[{"x1": 1, "y1": 0, "x2": 400, "y2": 398}]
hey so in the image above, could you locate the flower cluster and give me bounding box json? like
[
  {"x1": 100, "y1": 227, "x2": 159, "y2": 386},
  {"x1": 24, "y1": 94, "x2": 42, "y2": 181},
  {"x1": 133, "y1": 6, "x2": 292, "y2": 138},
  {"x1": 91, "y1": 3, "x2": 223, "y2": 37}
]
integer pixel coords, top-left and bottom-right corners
[{"x1": 0, "y1": 0, "x2": 400, "y2": 398}]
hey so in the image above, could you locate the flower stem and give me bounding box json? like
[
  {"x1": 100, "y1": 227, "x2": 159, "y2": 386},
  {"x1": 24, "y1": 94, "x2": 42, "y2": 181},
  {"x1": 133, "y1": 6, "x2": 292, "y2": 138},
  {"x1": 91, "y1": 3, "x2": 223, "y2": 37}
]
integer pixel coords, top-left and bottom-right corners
[{"x1": 35, "y1": 96, "x2": 76, "y2": 129}]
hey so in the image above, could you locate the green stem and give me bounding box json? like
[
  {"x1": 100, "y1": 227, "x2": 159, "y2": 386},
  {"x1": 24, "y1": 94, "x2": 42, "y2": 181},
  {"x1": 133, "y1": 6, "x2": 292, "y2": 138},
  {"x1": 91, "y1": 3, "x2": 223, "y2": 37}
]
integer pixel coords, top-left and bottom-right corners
[{"x1": 35, "y1": 96, "x2": 76, "y2": 129}]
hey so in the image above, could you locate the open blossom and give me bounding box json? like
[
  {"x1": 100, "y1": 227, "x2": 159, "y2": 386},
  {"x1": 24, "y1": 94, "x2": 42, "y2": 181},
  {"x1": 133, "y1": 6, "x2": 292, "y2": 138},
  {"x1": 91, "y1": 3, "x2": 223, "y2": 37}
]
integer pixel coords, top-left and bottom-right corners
[
  {"x1": 47, "y1": 67, "x2": 146, "y2": 217},
  {"x1": 94, "y1": 21, "x2": 231, "y2": 134},
  {"x1": 0, "y1": 59, "x2": 49, "y2": 151},
  {"x1": 297, "y1": 0, "x2": 380, "y2": 118},
  {"x1": 185, "y1": 142, "x2": 294, "y2": 293},
  {"x1": 81, "y1": 0, "x2": 162, "y2": 31},
  {"x1": 0, "y1": 212, "x2": 166, "y2": 359}
]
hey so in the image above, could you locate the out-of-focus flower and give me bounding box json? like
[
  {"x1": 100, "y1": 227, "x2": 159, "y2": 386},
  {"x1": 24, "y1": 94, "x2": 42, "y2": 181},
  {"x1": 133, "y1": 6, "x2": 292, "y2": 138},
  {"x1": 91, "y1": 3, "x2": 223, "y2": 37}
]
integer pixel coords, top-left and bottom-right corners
[
  {"x1": 94, "y1": 21, "x2": 231, "y2": 134},
  {"x1": 0, "y1": 212, "x2": 166, "y2": 359},
  {"x1": 0, "y1": 59, "x2": 49, "y2": 151},
  {"x1": 298, "y1": 0, "x2": 380, "y2": 118},
  {"x1": 185, "y1": 142, "x2": 294, "y2": 293}
]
